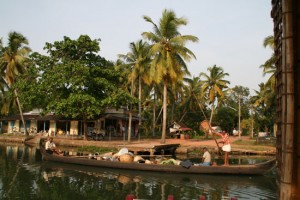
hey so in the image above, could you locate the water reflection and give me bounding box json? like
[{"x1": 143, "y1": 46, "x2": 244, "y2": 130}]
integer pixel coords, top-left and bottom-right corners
[{"x1": 0, "y1": 144, "x2": 277, "y2": 200}]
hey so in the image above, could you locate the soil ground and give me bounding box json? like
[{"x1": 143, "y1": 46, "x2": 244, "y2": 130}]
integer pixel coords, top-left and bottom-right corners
[
  {"x1": 114, "y1": 135, "x2": 276, "y2": 155},
  {"x1": 0, "y1": 134, "x2": 276, "y2": 155}
]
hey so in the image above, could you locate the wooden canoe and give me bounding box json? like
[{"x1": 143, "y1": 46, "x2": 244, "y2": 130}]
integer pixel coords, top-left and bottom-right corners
[{"x1": 40, "y1": 147, "x2": 276, "y2": 175}]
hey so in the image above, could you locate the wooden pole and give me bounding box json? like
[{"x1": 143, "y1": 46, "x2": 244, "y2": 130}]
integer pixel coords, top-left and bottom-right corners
[{"x1": 192, "y1": 93, "x2": 222, "y2": 154}]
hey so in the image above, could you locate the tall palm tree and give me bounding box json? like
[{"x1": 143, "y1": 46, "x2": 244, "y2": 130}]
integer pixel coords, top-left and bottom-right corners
[
  {"x1": 258, "y1": 35, "x2": 276, "y2": 134},
  {"x1": 142, "y1": 9, "x2": 199, "y2": 143},
  {"x1": 200, "y1": 65, "x2": 230, "y2": 137},
  {"x1": 179, "y1": 76, "x2": 208, "y2": 126},
  {"x1": 149, "y1": 81, "x2": 163, "y2": 137},
  {"x1": 0, "y1": 32, "x2": 31, "y2": 134},
  {"x1": 182, "y1": 76, "x2": 204, "y2": 113},
  {"x1": 251, "y1": 82, "x2": 275, "y2": 132},
  {"x1": 260, "y1": 35, "x2": 276, "y2": 89},
  {"x1": 118, "y1": 40, "x2": 150, "y2": 142}
]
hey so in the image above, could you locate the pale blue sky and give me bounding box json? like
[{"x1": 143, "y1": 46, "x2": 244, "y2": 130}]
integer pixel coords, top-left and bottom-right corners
[{"x1": 0, "y1": 0, "x2": 273, "y2": 93}]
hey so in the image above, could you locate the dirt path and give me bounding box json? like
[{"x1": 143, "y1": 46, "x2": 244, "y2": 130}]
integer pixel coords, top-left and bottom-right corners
[
  {"x1": 108, "y1": 136, "x2": 276, "y2": 155},
  {"x1": 125, "y1": 135, "x2": 251, "y2": 147},
  {"x1": 14, "y1": 134, "x2": 275, "y2": 155}
]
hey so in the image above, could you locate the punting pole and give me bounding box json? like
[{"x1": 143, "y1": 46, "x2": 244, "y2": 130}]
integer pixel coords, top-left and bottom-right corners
[{"x1": 192, "y1": 93, "x2": 222, "y2": 155}]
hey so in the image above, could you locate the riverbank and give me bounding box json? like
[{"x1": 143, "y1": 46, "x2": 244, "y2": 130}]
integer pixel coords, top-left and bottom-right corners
[{"x1": 0, "y1": 134, "x2": 276, "y2": 156}]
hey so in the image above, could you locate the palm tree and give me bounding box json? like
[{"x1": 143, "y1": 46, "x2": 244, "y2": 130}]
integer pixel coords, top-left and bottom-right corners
[
  {"x1": 260, "y1": 35, "x2": 276, "y2": 89},
  {"x1": 200, "y1": 65, "x2": 230, "y2": 137},
  {"x1": 0, "y1": 32, "x2": 31, "y2": 134},
  {"x1": 168, "y1": 77, "x2": 186, "y2": 124},
  {"x1": 251, "y1": 82, "x2": 275, "y2": 133},
  {"x1": 118, "y1": 40, "x2": 150, "y2": 142},
  {"x1": 181, "y1": 76, "x2": 204, "y2": 120},
  {"x1": 142, "y1": 9, "x2": 199, "y2": 143},
  {"x1": 256, "y1": 35, "x2": 276, "y2": 134},
  {"x1": 149, "y1": 81, "x2": 163, "y2": 137}
]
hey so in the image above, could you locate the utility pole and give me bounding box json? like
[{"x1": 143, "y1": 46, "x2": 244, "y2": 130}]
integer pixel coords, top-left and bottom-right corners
[{"x1": 250, "y1": 107, "x2": 254, "y2": 138}]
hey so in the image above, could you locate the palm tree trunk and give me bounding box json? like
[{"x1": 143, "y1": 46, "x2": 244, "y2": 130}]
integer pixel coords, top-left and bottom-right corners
[
  {"x1": 179, "y1": 111, "x2": 187, "y2": 122},
  {"x1": 128, "y1": 73, "x2": 134, "y2": 143},
  {"x1": 161, "y1": 78, "x2": 167, "y2": 144},
  {"x1": 152, "y1": 89, "x2": 156, "y2": 137},
  {"x1": 138, "y1": 76, "x2": 142, "y2": 137},
  {"x1": 14, "y1": 89, "x2": 28, "y2": 135},
  {"x1": 156, "y1": 106, "x2": 163, "y2": 123},
  {"x1": 128, "y1": 111, "x2": 132, "y2": 143},
  {"x1": 171, "y1": 103, "x2": 174, "y2": 124}
]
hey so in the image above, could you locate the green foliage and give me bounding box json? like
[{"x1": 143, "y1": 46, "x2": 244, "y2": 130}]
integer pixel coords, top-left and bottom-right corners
[
  {"x1": 200, "y1": 65, "x2": 230, "y2": 106},
  {"x1": 251, "y1": 83, "x2": 276, "y2": 133},
  {"x1": 0, "y1": 32, "x2": 31, "y2": 118},
  {"x1": 214, "y1": 85, "x2": 253, "y2": 134},
  {"x1": 139, "y1": 109, "x2": 153, "y2": 137},
  {"x1": 142, "y1": 9, "x2": 199, "y2": 143},
  {"x1": 241, "y1": 118, "x2": 255, "y2": 136},
  {"x1": 215, "y1": 107, "x2": 236, "y2": 133},
  {"x1": 17, "y1": 35, "x2": 131, "y2": 120},
  {"x1": 76, "y1": 146, "x2": 117, "y2": 154},
  {"x1": 191, "y1": 130, "x2": 205, "y2": 139},
  {"x1": 232, "y1": 138, "x2": 275, "y2": 148}
]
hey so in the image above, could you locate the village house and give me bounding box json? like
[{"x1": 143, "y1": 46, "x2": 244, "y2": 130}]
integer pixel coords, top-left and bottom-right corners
[{"x1": 0, "y1": 108, "x2": 139, "y2": 137}]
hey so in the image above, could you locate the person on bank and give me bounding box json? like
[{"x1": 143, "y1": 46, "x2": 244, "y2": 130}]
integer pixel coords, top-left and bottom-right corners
[
  {"x1": 214, "y1": 130, "x2": 231, "y2": 166},
  {"x1": 45, "y1": 137, "x2": 60, "y2": 155},
  {"x1": 200, "y1": 147, "x2": 211, "y2": 166}
]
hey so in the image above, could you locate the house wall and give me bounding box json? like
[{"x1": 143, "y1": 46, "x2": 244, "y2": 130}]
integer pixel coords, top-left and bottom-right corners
[
  {"x1": 1, "y1": 110, "x2": 138, "y2": 137},
  {"x1": 14, "y1": 120, "x2": 20, "y2": 132},
  {"x1": 94, "y1": 119, "x2": 100, "y2": 132},
  {"x1": 70, "y1": 121, "x2": 78, "y2": 135},
  {"x1": 49, "y1": 120, "x2": 56, "y2": 135},
  {"x1": 30, "y1": 120, "x2": 37, "y2": 130}
]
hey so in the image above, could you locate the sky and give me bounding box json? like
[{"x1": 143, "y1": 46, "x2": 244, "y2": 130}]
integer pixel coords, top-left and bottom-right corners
[{"x1": 0, "y1": 0, "x2": 273, "y2": 94}]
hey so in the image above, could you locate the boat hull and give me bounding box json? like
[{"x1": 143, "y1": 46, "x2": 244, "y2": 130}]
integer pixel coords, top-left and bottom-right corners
[{"x1": 40, "y1": 147, "x2": 276, "y2": 175}]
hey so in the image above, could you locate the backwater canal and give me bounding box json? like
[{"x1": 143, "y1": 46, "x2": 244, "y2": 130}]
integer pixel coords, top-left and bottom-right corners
[{"x1": 0, "y1": 144, "x2": 277, "y2": 200}]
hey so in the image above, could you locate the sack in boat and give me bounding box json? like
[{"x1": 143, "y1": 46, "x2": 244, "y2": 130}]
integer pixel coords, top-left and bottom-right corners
[
  {"x1": 180, "y1": 160, "x2": 193, "y2": 169},
  {"x1": 134, "y1": 156, "x2": 144, "y2": 163},
  {"x1": 96, "y1": 157, "x2": 102, "y2": 160},
  {"x1": 145, "y1": 160, "x2": 152, "y2": 164},
  {"x1": 117, "y1": 148, "x2": 129, "y2": 156},
  {"x1": 119, "y1": 153, "x2": 133, "y2": 163}
]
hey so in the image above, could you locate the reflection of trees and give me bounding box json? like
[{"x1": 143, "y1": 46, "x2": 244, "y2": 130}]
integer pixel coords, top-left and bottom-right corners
[
  {"x1": 0, "y1": 145, "x2": 277, "y2": 199},
  {"x1": 0, "y1": 145, "x2": 40, "y2": 199}
]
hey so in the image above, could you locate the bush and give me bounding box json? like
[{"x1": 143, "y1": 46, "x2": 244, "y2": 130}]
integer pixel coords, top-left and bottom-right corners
[
  {"x1": 191, "y1": 130, "x2": 205, "y2": 139},
  {"x1": 77, "y1": 146, "x2": 118, "y2": 154}
]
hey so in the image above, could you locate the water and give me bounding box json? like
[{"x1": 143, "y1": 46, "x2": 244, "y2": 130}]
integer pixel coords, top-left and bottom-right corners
[{"x1": 0, "y1": 144, "x2": 277, "y2": 200}]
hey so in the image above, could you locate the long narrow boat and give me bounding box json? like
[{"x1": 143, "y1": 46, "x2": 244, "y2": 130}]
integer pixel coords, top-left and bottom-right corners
[{"x1": 40, "y1": 147, "x2": 276, "y2": 175}]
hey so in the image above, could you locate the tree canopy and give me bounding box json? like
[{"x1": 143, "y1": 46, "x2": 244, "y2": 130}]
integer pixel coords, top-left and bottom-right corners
[
  {"x1": 0, "y1": 31, "x2": 31, "y2": 134},
  {"x1": 0, "y1": 13, "x2": 276, "y2": 139},
  {"x1": 16, "y1": 35, "x2": 132, "y2": 137},
  {"x1": 142, "y1": 9, "x2": 199, "y2": 143}
]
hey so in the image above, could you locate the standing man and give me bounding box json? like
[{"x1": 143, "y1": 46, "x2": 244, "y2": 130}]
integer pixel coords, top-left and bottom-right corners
[{"x1": 214, "y1": 131, "x2": 231, "y2": 166}]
